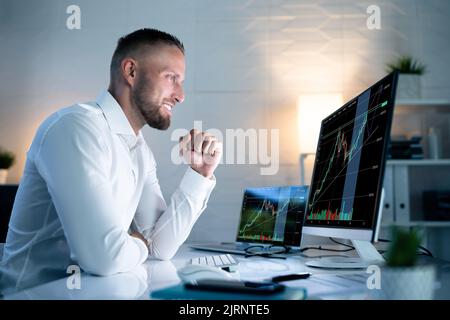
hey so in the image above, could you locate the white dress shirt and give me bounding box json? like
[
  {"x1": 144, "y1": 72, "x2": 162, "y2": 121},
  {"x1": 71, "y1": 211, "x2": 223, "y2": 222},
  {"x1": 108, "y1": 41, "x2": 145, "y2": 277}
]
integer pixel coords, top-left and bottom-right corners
[{"x1": 0, "y1": 91, "x2": 215, "y2": 294}]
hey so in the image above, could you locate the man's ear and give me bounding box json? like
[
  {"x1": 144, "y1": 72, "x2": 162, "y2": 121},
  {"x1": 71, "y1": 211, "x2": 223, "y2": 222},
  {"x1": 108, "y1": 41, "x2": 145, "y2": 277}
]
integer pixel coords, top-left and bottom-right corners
[{"x1": 121, "y1": 58, "x2": 137, "y2": 86}]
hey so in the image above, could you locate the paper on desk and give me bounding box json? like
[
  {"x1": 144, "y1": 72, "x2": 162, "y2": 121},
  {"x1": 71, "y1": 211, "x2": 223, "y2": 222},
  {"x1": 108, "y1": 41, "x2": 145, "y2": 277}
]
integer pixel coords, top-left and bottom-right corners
[{"x1": 296, "y1": 273, "x2": 368, "y2": 298}]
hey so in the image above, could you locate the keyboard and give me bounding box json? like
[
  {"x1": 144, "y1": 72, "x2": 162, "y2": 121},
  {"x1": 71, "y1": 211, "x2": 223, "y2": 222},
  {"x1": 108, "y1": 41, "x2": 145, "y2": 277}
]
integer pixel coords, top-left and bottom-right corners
[{"x1": 190, "y1": 254, "x2": 239, "y2": 272}]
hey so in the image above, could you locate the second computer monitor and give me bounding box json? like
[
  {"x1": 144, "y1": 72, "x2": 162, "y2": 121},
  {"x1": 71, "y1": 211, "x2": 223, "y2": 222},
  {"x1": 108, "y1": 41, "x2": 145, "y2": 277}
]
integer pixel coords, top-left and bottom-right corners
[{"x1": 236, "y1": 185, "x2": 308, "y2": 248}]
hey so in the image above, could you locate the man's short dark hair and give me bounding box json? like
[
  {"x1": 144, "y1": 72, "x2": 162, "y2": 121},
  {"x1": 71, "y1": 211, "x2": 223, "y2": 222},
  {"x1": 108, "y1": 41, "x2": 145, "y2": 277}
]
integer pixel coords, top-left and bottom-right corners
[{"x1": 110, "y1": 28, "x2": 184, "y2": 78}]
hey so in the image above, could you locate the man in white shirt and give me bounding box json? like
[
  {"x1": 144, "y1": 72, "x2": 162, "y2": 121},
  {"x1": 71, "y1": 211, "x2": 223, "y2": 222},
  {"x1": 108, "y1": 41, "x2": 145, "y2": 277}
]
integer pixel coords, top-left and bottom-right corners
[{"x1": 0, "y1": 28, "x2": 222, "y2": 294}]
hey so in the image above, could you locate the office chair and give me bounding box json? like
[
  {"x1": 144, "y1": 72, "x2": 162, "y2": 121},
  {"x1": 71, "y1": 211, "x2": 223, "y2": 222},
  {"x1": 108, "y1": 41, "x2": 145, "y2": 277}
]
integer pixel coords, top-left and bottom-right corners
[{"x1": 0, "y1": 184, "x2": 19, "y2": 244}]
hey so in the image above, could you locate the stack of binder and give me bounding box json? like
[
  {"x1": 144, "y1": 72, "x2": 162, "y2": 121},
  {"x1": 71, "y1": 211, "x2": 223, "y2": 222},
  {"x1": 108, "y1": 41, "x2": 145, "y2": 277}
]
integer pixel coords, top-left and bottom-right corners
[{"x1": 388, "y1": 136, "x2": 424, "y2": 159}]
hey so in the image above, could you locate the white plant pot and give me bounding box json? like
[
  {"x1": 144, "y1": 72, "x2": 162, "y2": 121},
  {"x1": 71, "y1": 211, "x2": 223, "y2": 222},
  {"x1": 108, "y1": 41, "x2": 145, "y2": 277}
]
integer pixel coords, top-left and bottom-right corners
[
  {"x1": 397, "y1": 74, "x2": 422, "y2": 100},
  {"x1": 0, "y1": 169, "x2": 8, "y2": 184},
  {"x1": 381, "y1": 264, "x2": 436, "y2": 300}
]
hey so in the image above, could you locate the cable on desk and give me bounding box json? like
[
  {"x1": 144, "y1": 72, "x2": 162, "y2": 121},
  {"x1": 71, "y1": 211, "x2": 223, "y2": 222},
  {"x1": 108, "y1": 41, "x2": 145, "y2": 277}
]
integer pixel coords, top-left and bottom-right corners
[
  {"x1": 300, "y1": 246, "x2": 354, "y2": 254},
  {"x1": 299, "y1": 237, "x2": 434, "y2": 258},
  {"x1": 300, "y1": 254, "x2": 352, "y2": 259},
  {"x1": 329, "y1": 237, "x2": 355, "y2": 250},
  {"x1": 300, "y1": 246, "x2": 354, "y2": 253},
  {"x1": 377, "y1": 238, "x2": 433, "y2": 257},
  {"x1": 299, "y1": 237, "x2": 356, "y2": 254}
]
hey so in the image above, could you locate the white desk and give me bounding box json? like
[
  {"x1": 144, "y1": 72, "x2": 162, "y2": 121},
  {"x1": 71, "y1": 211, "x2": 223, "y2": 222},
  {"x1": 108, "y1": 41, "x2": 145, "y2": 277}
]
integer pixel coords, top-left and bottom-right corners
[
  {"x1": 3, "y1": 244, "x2": 449, "y2": 300},
  {"x1": 2, "y1": 244, "x2": 376, "y2": 300}
]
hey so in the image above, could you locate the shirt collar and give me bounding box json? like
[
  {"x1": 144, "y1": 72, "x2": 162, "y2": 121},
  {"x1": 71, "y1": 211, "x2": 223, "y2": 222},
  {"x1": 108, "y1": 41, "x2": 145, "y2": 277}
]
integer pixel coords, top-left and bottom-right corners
[{"x1": 96, "y1": 90, "x2": 143, "y2": 150}]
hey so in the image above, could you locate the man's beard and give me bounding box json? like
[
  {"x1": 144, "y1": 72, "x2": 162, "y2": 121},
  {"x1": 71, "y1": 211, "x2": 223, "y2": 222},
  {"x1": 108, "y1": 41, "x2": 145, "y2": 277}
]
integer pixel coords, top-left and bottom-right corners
[{"x1": 132, "y1": 77, "x2": 170, "y2": 130}]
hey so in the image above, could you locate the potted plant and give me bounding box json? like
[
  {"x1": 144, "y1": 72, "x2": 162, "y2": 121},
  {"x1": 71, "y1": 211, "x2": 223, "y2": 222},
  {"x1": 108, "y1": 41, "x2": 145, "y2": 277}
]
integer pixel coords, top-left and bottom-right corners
[
  {"x1": 386, "y1": 55, "x2": 427, "y2": 100},
  {"x1": 0, "y1": 148, "x2": 15, "y2": 184},
  {"x1": 381, "y1": 227, "x2": 436, "y2": 300}
]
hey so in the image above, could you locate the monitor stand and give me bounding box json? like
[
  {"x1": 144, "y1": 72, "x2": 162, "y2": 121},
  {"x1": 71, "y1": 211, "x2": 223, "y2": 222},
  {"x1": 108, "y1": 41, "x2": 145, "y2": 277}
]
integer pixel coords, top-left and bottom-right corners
[{"x1": 304, "y1": 240, "x2": 385, "y2": 269}]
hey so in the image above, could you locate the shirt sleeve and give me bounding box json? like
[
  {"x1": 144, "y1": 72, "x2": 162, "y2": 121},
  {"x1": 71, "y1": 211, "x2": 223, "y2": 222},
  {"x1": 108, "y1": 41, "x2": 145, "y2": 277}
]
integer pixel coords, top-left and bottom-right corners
[
  {"x1": 132, "y1": 154, "x2": 216, "y2": 260},
  {"x1": 35, "y1": 114, "x2": 148, "y2": 276}
]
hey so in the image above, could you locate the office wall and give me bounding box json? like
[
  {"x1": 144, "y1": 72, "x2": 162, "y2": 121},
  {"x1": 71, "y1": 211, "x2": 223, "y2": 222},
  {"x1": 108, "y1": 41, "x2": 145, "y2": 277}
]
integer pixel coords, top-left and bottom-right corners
[{"x1": 1, "y1": 0, "x2": 450, "y2": 253}]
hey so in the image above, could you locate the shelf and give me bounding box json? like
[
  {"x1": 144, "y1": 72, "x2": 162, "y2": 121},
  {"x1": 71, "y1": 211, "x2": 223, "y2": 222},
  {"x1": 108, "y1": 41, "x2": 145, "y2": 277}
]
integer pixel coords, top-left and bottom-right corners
[
  {"x1": 396, "y1": 99, "x2": 450, "y2": 106},
  {"x1": 381, "y1": 221, "x2": 450, "y2": 227},
  {"x1": 387, "y1": 159, "x2": 450, "y2": 166},
  {"x1": 395, "y1": 100, "x2": 450, "y2": 113}
]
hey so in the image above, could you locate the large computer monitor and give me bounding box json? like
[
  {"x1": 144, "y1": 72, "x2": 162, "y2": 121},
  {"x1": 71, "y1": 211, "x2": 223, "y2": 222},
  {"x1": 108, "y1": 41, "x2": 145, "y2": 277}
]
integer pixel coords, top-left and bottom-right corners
[{"x1": 302, "y1": 71, "x2": 398, "y2": 269}]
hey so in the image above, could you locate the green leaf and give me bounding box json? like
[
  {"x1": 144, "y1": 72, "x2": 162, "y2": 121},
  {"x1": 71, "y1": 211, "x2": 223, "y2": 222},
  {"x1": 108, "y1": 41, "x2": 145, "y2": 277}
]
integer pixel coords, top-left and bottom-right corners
[
  {"x1": 385, "y1": 55, "x2": 426, "y2": 75},
  {"x1": 385, "y1": 226, "x2": 421, "y2": 267},
  {"x1": 0, "y1": 148, "x2": 15, "y2": 169}
]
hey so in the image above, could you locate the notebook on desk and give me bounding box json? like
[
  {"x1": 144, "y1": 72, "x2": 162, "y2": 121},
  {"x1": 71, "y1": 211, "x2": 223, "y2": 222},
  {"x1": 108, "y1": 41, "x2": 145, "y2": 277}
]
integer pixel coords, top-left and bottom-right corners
[
  {"x1": 190, "y1": 186, "x2": 308, "y2": 255},
  {"x1": 151, "y1": 282, "x2": 307, "y2": 300}
]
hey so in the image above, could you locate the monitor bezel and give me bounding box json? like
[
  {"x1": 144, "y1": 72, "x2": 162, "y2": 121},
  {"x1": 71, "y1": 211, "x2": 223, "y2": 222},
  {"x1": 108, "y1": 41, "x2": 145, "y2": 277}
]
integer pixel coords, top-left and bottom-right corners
[{"x1": 302, "y1": 71, "x2": 398, "y2": 242}]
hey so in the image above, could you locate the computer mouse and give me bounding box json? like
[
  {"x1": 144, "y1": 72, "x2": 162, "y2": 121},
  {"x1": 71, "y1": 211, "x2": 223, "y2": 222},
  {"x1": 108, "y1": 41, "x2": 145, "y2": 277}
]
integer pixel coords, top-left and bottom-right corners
[{"x1": 177, "y1": 264, "x2": 234, "y2": 282}]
